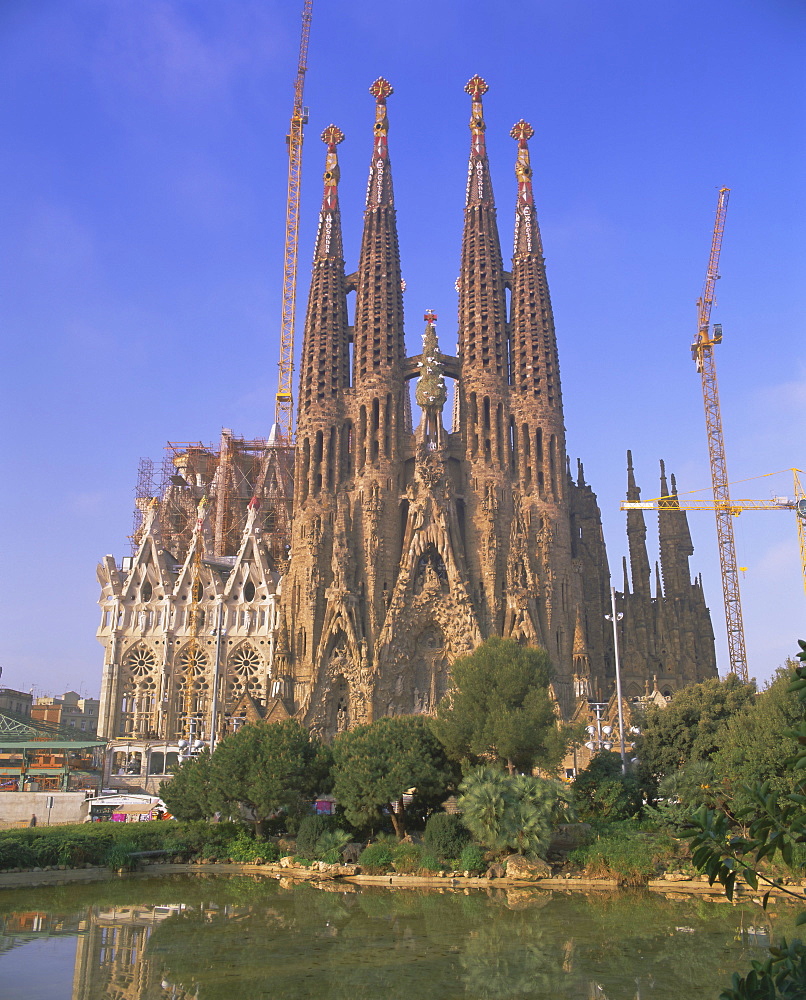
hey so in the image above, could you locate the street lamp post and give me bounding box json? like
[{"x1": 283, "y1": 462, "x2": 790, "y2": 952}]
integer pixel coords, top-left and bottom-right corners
[
  {"x1": 605, "y1": 586, "x2": 627, "y2": 774},
  {"x1": 584, "y1": 702, "x2": 613, "y2": 754}
]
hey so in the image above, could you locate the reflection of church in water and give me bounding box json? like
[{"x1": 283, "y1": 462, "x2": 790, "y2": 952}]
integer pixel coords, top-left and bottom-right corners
[
  {"x1": 95, "y1": 76, "x2": 716, "y2": 780},
  {"x1": 71, "y1": 904, "x2": 199, "y2": 1000}
]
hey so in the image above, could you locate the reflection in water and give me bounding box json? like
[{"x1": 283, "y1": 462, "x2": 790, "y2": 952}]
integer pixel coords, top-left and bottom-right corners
[{"x1": 0, "y1": 876, "x2": 797, "y2": 1000}]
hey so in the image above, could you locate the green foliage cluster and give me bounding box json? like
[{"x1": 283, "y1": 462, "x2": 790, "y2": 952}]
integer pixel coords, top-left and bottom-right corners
[
  {"x1": 458, "y1": 766, "x2": 573, "y2": 859},
  {"x1": 160, "y1": 720, "x2": 331, "y2": 837},
  {"x1": 423, "y1": 812, "x2": 470, "y2": 860},
  {"x1": 635, "y1": 674, "x2": 757, "y2": 792},
  {"x1": 633, "y1": 660, "x2": 806, "y2": 831},
  {"x1": 331, "y1": 714, "x2": 455, "y2": 839},
  {"x1": 0, "y1": 819, "x2": 173, "y2": 870},
  {"x1": 573, "y1": 751, "x2": 643, "y2": 823},
  {"x1": 569, "y1": 824, "x2": 676, "y2": 883},
  {"x1": 431, "y1": 637, "x2": 572, "y2": 774},
  {"x1": 388, "y1": 842, "x2": 441, "y2": 874},
  {"x1": 459, "y1": 843, "x2": 487, "y2": 874},
  {"x1": 687, "y1": 641, "x2": 806, "y2": 999},
  {"x1": 0, "y1": 819, "x2": 284, "y2": 870},
  {"x1": 357, "y1": 841, "x2": 394, "y2": 874},
  {"x1": 294, "y1": 815, "x2": 350, "y2": 862}
]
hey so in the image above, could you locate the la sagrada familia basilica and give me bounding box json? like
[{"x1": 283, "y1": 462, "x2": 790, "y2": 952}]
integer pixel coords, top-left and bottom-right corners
[{"x1": 95, "y1": 78, "x2": 716, "y2": 790}]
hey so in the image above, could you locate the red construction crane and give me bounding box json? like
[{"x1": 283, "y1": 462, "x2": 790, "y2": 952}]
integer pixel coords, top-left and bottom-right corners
[{"x1": 274, "y1": 0, "x2": 313, "y2": 443}]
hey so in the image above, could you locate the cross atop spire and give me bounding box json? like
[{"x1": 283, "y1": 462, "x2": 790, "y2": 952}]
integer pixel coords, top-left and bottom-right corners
[
  {"x1": 322, "y1": 124, "x2": 344, "y2": 147},
  {"x1": 465, "y1": 75, "x2": 488, "y2": 100},
  {"x1": 370, "y1": 77, "x2": 393, "y2": 101}
]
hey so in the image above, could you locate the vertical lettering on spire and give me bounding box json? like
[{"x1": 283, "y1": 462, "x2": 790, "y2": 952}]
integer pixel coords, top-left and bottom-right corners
[
  {"x1": 318, "y1": 125, "x2": 344, "y2": 258},
  {"x1": 368, "y1": 77, "x2": 393, "y2": 207},
  {"x1": 464, "y1": 76, "x2": 490, "y2": 206},
  {"x1": 511, "y1": 120, "x2": 541, "y2": 258}
]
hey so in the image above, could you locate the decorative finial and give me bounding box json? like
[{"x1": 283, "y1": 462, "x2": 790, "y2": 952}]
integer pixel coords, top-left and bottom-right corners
[
  {"x1": 369, "y1": 77, "x2": 393, "y2": 100},
  {"x1": 416, "y1": 315, "x2": 447, "y2": 412},
  {"x1": 321, "y1": 125, "x2": 344, "y2": 146},
  {"x1": 367, "y1": 78, "x2": 394, "y2": 205},
  {"x1": 510, "y1": 119, "x2": 534, "y2": 142},
  {"x1": 465, "y1": 75, "x2": 488, "y2": 98}
]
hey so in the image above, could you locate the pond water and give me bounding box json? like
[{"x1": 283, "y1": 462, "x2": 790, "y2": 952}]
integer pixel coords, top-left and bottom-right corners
[{"x1": 0, "y1": 874, "x2": 797, "y2": 1000}]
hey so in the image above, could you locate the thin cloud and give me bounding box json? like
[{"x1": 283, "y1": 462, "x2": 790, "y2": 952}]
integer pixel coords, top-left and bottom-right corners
[{"x1": 90, "y1": 1, "x2": 285, "y2": 106}]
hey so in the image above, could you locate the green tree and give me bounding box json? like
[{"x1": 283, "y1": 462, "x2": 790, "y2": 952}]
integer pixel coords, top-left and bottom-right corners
[
  {"x1": 689, "y1": 641, "x2": 806, "y2": 999},
  {"x1": 210, "y1": 720, "x2": 330, "y2": 837},
  {"x1": 430, "y1": 637, "x2": 569, "y2": 774},
  {"x1": 712, "y1": 661, "x2": 802, "y2": 812},
  {"x1": 330, "y1": 714, "x2": 454, "y2": 839},
  {"x1": 159, "y1": 749, "x2": 218, "y2": 820},
  {"x1": 635, "y1": 673, "x2": 756, "y2": 791},
  {"x1": 458, "y1": 765, "x2": 573, "y2": 858},
  {"x1": 572, "y1": 750, "x2": 643, "y2": 822}
]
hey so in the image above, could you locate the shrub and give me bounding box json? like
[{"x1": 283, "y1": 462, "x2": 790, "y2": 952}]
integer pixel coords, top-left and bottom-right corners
[
  {"x1": 314, "y1": 828, "x2": 350, "y2": 861},
  {"x1": 227, "y1": 830, "x2": 280, "y2": 863},
  {"x1": 572, "y1": 751, "x2": 643, "y2": 823},
  {"x1": 569, "y1": 828, "x2": 671, "y2": 883},
  {"x1": 423, "y1": 812, "x2": 470, "y2": 861},
  {"x1": 0, "y1": 818, "x2": 290, "y2": 871},
  {"x1": 392, "y1": 842, "x2": 424, "y2": 874},
  {"x1": 296, "y1": 815, "x2": 333, "y2": 859},
  {"x1": 459, "y1": 843, "x2": 487, "y2": 874},
  {"x1": 358, "y1": 842, "x2": 394, "y2": 874},
  {"x1": 459, "y1": 766, "x2": 574, "y2": 859},
  {"x1": 104, "y1": 841, "x2": 139, "y2": 871},
  {"x1": 418, "y1": 852, "x2": 442, "y2": 874}
]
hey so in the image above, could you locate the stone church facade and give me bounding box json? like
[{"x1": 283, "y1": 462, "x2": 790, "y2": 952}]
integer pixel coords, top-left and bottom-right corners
[{"x1": 95, "y1": 78, "x2": 715, "y2": 787}]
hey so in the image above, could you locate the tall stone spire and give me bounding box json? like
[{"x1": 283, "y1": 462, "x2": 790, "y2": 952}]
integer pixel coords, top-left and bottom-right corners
[
  {"x1": 458, "y1": 76, "x2": 508, "y2": 379},
  {"x1": 625, "y1": 450, "x2": 652, "y2": 602},
  {"x1": 658, "y1": 461, "x2": 694, "y2": 598},
  {"x1": 352, "y1": 78, "x2": 405, "y2": 385},
  {"x1": 509, "y1": 119, "x2": 562, "y2": 415},
  {"x1": 299, "y1": 126, "x2": 350, "y2": 417},
  {"x1": 508, "y1": 119, "x2": 566, "y2": 499}
]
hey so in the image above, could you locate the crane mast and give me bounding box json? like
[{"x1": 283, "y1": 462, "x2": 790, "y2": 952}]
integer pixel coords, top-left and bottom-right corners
[
  {"x1": 274, "y1": 0, "x2": 313, "y2": 443},
  {"x1": 691, "y1": 187, "x2": 748, "y2": 681}
]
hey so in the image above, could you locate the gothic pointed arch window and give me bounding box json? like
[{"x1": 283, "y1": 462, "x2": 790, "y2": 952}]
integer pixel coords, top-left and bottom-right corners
[
  {"x1": 120, "y1": 643, "x2": 159, "y2": 737},
  {"x1": 175, "y1": 645, "x2": 210, "y2": 736},
  {"x1": 225, "y1": 643, "x2": 264, "y2": 712}
]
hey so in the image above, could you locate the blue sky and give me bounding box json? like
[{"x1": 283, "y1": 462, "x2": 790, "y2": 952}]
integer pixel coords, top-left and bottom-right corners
[{"x1": 1, "y1": 0, "x2": 804, "y2": 697}]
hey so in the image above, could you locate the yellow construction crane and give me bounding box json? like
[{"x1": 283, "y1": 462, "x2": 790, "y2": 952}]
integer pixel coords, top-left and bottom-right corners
[
  {"x1": 274, "y1": 0, "x2": 313, "y2": 443},
  {"x1": 688, "y1": 187, "x2": 750, "y2": 681},
  {"x1": 622, "y1": 468, "x2": 806, "y2": 608}
]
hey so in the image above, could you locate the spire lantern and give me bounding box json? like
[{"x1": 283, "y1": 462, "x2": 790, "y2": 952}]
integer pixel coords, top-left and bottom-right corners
[
  {"x1": 511, "y1": 119, "x2": 543, "y2": 259},
  {"x1": 320, "y1": 125, "x2": 344, "y2": 221},
  {"x1": 465, "y1": 75, "x2": 489, "y2": 164},
  {"x1": 367, "y1": 78, "x2": 394, "y2": 207}
]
